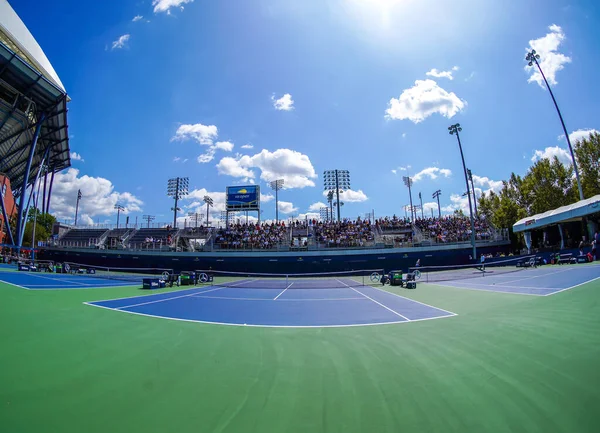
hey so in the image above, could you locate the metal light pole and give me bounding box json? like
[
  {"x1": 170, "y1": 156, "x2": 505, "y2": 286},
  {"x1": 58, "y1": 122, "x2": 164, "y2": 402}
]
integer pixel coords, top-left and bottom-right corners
[
  {"x1": 526, "y1": 49, "x2": 584, "y2": 201},
  {"x1": 449, "y1": 123, "x2": 476, "y2": 260},
  {"x1": 203, "y1": 195, "x2": 213, "y2": 227},
  {"x1": 167, "y1": 177, "x2": 189, "y2": 228},
  {"x1": 74, "y1": 189, "x2": 82, "y2": 226},
  {"x1": 327, "y1": 190, "x2": 334, "y2": 222},
  {"x1": 432, "y1": 190, "x2": 442, "y2": 218},
  {"x1": 403, "y1": 176, "x2": 414, "y2": 222},
  {"x1": 418, "y1": 192, "x2": 424, "y2": 219},
  {"x1": 324, "y1": 170, "x2": 350, "y2": 222},
  {"x1": 188, "y1": 211, "x2": 202, "y2": 228},
  {"x1": 467, "y1": 169, "x2": 478, "y2": 217},
  {"x1": 143, "y1": 214, "x2": 155, "y2": 228},
  {"x1": 114, "y1": 204, "x2": 125, "y2": 228},
  {"x1": 269, "y1": 179, "x2": 284, "y2": 223}
]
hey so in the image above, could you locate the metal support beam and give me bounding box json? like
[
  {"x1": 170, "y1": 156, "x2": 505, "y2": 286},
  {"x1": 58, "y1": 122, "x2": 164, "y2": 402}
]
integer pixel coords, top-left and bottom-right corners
[
  {"x1": 20, "y1": 145, "x2": 50, "y2": 246},
  {"x1": 46, "y1": 166, "x2": 56, "y2": 214},
  {"x1": 0, "y1": 176, "x2": 15, "y2": 245},
  {"x1": 15, "y1": 113, "x2": 45, "y2": 249}
]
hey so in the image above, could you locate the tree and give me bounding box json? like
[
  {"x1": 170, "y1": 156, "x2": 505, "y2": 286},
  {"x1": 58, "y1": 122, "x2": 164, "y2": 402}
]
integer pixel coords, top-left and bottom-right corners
[
  {"x1": 519, "y1": 157, "x2": 576, "y2": 215},
  {"x1": 22, "y1": 220, "x2": 50, "y2": 247},
  {"x1": 573, "y1": 132, "x2": 600, "y2": 198}
]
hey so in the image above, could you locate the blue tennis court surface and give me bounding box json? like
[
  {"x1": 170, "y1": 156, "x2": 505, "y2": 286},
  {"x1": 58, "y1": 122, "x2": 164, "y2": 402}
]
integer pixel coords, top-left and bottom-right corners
[
  {"x1": 0, "y1": 270, "x2": 138, "y2": 289},
  {"x1": 86, "y1": 280, "x2": 457, "y2": 328},
  {"x1": 430, "y1": 263, "x2": 600, "y2": 296}
]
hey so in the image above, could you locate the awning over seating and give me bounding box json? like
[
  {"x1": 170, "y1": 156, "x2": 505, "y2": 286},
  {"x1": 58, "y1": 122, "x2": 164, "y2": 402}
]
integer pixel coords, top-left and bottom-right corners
[{"x1": 513, "y1": 195, "x2": 600, "y2": 233}]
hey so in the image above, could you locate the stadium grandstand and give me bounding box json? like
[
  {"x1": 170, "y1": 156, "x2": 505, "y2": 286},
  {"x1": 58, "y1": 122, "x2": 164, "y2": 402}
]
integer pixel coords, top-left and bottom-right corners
[{"x1": 0, "y1": 0, "x2": 69, "y2": 254}]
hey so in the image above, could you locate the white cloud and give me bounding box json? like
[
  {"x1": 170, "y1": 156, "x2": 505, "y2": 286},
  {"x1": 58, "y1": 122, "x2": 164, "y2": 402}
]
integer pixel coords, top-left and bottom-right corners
[
  {"x1": 441, "y1": 194, "x2": 471, "y2": 214},
  {"x1": 241, "y1": 144, "x2": 254, "y2": 149},
  {"x1": 111, "y1": 34, "x2": 130, "y2": 50},
  {"x1": 132, "y1": 15, "x2": 143, "y2": 22},
  {"x1": 172, "y1": 123, "x2": 218, "y2": 145},
  {"x1": 391, "y1": 169, "x2": 397, "y2": 174},
  {"x1": 531, "y1": 146, "x2": 572, "y2": 166},
  {"x1": 216, "y1": 156, "x2": 255, "y2": 178},
  {"x1": 216, "y1": 148, "x2": 317, "y2": 188},
  {"x1": 425, "y1": 66, "x2": 459, "y2": 80},
  {"x1": 422, "y1": 201, "x2": 439, "y2": 212},
  {"x1": 385, "y1": 79, "x2": 466, "y2": 123},
  {"x1": 402, "y1": 133, "x2": 407, "y2": 139},
  {"x1": 49, "y1": 168, "x2": 143, "y2": 223},
  {"x1": 565, "y1": 128, "x2": 599, "y2": 144},
  {"x1": 271, "y1": 93, "x2": 294, "y2": 111},
  {"x1": 323, "y1": 189, "x2": 368, "y2": 203},
  {"x1": 297, "y1": 212, "x2": 321, "y2": 221},
  {"x1": 172, "y1": 123, "x2": 233, "y2": 164},
  {"x1": 472, "y1": 175, "x2": 503, "y2": 193},
  {"x1": 261, "y1": 193, "x2": 274, "y2": 203},
  {"x1": 173, "y1": 156, "x2": 181, "y2": 162},
  {"x1": 152, "y1": 0, "x2": 194, "y2": 14},
  {"x1": 308, "y1": 202, "x2": 327, "y2": 211},
  {"x1": 214, "y1": 141, "x2": 234, "y2": 152},
  {"x1": 525, "y1": 24, "x2": 571, "y2": 88},
  {"x1": 412, "y1": 167, "x2": 452, "y2": 182},
  {"x1": 70, "y1": 152, "x2": 84, "y2": 162},
  {"x1": 278, "y1": 201, "x2": 298, "y2": 214}
]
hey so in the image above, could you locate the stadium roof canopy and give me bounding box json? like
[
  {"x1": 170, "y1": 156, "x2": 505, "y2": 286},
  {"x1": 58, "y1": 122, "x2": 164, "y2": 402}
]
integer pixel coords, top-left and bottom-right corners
[
  {"x1": 0, "y1": 0, "x2": 70, "y2": 199},
  {"x1": 513, "y1": 194, "x2": 600, "y2": 233}
]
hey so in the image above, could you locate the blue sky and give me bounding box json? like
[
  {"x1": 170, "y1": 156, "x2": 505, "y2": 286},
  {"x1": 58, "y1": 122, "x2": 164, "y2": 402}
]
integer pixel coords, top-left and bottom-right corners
[{"x1": 10, "y1": 0, "x2": 600, "y2": 226}]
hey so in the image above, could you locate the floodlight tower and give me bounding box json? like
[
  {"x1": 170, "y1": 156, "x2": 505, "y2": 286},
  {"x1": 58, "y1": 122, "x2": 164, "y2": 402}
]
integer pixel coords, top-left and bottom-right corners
[
  {"x1": 74, "y1": 189, "x2": 82, "y2": 226},
  {"x1": 467, "y1": 169, "x2": 478, "y2": 217},
  {"x1": 114, "y1": 204, "x2": 125, "y2": 228},
  {"x1": 449, "y1": 123, "x2": 476, "y2": 260},
  {"x1": 203, "y1": 195, "x2": 213, "y2": 227},
  {"x1": 269, "y1": 179, "x2": 284, "y2": 223},
  {"x1": 142, "y1": 214, "x2": 155, "y2": 228},
  {"x1": 526, "y1": 49, "x2": 584, "y2": 201},
  {"x1": 323, "y1": 170, "x2": 350, "y2": 222},
  {"x1": 432, "y1": 190, "x2": 442, "y2": 218},
  {"x1": 326, "y1": 190, "x2": 334, "y2": 222},
  {"x1": 402, "y1": 176, "x2": 414, "y2": 221},
  {"x1": 418, "y1": 192, "x2": 424, "y2": 219},
  {"x1": 167, "y1": 177, "x2": 189, "y2": 228},
  {"x1": 188, "y1": 211, "x2": 203, "y2": 228}
]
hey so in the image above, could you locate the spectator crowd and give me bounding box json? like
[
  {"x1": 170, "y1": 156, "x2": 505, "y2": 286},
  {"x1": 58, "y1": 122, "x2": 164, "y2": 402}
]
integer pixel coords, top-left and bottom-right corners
[
  {"x1": 215, "y1": 222, "x2": 288, "y2": 249},
  {"x1": 314, "y1": 219, "x2": 375, "y2": 248},
  {"x1": 414, "y1": 215, "x2": 493, "y2": 243}
]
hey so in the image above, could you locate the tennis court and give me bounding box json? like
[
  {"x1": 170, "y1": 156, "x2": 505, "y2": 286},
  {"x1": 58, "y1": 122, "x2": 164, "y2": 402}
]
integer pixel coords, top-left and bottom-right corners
[
  {"x1": 419, "y1": 263, "x2": 600, "y2": 296},
  {"x1": 0, "y1": 269, "x2": 141, "y2": 289},
  {"x1": 86, "y1": 276, "x2": 456, "y2": 327}
]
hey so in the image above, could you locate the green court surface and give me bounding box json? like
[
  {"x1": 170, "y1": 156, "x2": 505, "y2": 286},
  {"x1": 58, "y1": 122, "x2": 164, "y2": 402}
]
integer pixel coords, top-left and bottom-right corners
[{"x1": 2, "y1": 279, "x2": 600, "y2": 433}]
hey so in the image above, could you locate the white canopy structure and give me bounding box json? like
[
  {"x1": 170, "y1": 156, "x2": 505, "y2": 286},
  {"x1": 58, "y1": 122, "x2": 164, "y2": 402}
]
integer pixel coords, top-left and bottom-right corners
[{"x1": 513, "y1": 195, "x2": 600, "y2": 233}]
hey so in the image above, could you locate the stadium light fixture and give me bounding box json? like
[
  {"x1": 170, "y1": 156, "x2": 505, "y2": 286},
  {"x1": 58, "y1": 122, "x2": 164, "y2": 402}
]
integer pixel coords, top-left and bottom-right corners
[
  {"x1": 114, "y1": 204, "x2": 125, "y2": 228},
  {"x1": 203, "y1": 195, "x2": 213, "y2": 227},
  {"x1": 418, "y1": 191, "x2": 424, "y2": 219},
  {"x1": 526, "y1": 49, "x2": 584, "y2": 201},
  {"x1": 402, "y1": 176, "x2": 415, "y2": 222},
  {"x1": 269, "y1": 179, "x2": 284, "y2": 223},
  {"x1": 324, "y1": 170, "x2": 350, "y2": 222},
  {"x1": 142, "y1": 214, "x2": 155, "y2": 228},
  {"x1": 326, "y1": 190, "x2": 334, "y2": 222},
  {"x1": 432, "y1": 190, "x2": 442, "y2": 218},
  {"x1": 188, "y1": 211, "x2": 203, "y2": 228},
  {"x1": 167, "y1": 177, "x2": 189, "y2": 228},
  {"x1": 449, "y1": 123, "x2": 476, "y2": 260},
  {"x1": 74, "y1": 189, "x2": 82, "y2": 226}
]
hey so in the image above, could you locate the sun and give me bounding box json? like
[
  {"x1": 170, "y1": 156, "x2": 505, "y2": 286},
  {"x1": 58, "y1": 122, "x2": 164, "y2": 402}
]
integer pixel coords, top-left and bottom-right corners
[{"x1": 345, "y1": 0, "x2": 413, "y2": 28}]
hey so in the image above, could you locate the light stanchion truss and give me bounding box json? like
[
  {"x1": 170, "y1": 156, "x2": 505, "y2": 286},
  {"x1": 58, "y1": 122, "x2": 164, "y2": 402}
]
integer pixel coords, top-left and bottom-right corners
[
  {"x1": 167, "y1": 177, "x2": 189, "y2": 227},
  {"x1": 324, "y1": 170, "x2": 350, "y2": 222},
  {"x1": 269, "y1": 179, "x2": 284, "y2": 223}
]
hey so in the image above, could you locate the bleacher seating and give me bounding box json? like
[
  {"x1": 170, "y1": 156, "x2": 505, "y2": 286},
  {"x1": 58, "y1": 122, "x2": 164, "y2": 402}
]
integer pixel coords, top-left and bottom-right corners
[
  {"x1": 58, "y1": 228, "x2": 108, "y2": 247},
  {"x1": 127, "y1": 227, "x2": 178, "y2": 249}
]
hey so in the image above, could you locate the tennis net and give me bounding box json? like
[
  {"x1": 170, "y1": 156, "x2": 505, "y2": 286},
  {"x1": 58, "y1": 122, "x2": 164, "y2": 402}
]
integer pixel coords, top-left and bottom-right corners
[
  {"x1": 195, "y1": 269, "x2": 385, "y2": 290},
  {"x1": 408, "y1": 256, "x2": 533, "y2": 283},
  {"x1": 62, "y1": 262, "x2": 174, "y2": 283}
]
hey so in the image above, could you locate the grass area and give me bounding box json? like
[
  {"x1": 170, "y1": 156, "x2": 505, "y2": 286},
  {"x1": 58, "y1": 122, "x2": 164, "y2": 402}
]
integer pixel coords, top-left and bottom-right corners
[{"x1": 1, "y1": 278, "x2": 600, "y2": 433}]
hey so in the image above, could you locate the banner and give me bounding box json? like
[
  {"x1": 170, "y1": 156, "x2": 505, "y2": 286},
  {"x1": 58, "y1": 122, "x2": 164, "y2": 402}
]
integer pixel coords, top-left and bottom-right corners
[{"x1": 226, "y1": 185, "x2": 260, "y2": 211}]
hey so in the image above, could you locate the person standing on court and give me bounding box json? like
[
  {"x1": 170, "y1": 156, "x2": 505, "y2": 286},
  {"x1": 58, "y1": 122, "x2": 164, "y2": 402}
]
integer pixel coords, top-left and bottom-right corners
[
  {"x1": 480, "y1": 253, "x2": 485, "y2": 271},
  {"x1": 592, "y1": 238, "x2": 597, "y2": 262}
]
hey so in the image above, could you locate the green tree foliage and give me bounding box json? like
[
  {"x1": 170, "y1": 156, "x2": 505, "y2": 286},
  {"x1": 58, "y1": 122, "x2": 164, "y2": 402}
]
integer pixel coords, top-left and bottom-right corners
[
  {"x1": 573, "y1": 131, "x2": 600, "y2": 198},
  {"x1": 478, "y1": 155, "x2": 580, "y2": 249}
]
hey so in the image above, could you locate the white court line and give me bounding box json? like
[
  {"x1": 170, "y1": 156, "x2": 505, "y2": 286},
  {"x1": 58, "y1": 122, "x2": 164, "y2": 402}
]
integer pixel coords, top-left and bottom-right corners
[
  {"x1": 487, "y1": 267, "x2": 574, "y2": 285},
  {"x1": 83, "y1": 302, "x2": 415, "y2": 328},
  {"x1": 273, "y1": 282, "x2": 294, "y2": 300},
  {"x1": 85, "y1": 279, "x2": 257, "y2": 305},
  {"x1": 350, "y1": 278, "x2": 458, "y2": 316},
  {"x1": 544, "y1": 276, "x2": 600, "y2": 296},
  {"x1": 116, "y1": 286, "x2": 226, "y2": 310},
  {"x1": 0, "y1": 279, "x2": 31, "y2": 290},
  {"x1": 447, "y1": 280, "x2": 558, "y2": 290},
  {"x1": 337, "y1": 279, "x2": 410, "y2": 321},
  {"x1": 192, "y1": 294, "x2": 367, "y2": 302},
  {"x1": 429, "y1": 282, "x2": 542, "y2": 296}
]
